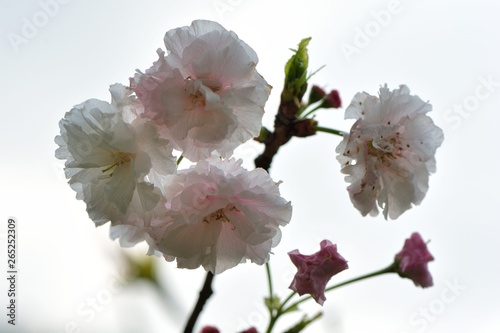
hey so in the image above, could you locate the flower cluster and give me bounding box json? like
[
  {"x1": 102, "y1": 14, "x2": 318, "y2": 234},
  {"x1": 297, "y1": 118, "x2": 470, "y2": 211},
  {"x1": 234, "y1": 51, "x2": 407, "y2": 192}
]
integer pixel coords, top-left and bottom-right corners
[
  {"x1": 55, "y1": 18, "x2": 445, "y2": 333},
  {"x1": 55, "y1": 20, "x2": 291, "y2": 274}
]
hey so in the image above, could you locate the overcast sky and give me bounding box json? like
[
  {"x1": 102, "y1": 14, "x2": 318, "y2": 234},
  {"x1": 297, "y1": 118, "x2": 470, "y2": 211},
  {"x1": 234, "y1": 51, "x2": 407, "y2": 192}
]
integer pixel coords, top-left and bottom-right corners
[{"x1": 1, "y1": 1, "x2": 499, "y2": 332}]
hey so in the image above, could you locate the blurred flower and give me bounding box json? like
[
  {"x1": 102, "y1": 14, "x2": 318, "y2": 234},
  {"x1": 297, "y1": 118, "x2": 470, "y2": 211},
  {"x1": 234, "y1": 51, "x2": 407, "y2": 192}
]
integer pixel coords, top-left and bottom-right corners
[
  {"x1": 307, "y1": 85, "x2": 341, "y2": 108},
  {"x1": 336, "y1": 84, "x2": 444, "y2": 219},
  {"x1": 394, "y1": 232, "x2": 434, "y2": 288},
  {"x1": 149, "y1": 158, "x2": 292, "y2": 274},
  {"x1": 55, "y1": 84, "x2": 176, "y2": 250},
  {"x1": 200, "y1": 326, "x2": 220, "y2": 333},
  {"x1": 288, "y1": 240, "x2": 348, "y2": 305},
  {"x1": 321, "y1": 89, "x2": 341, "y2": 108},
  {"x1": 307, "y1": 85, "x2": 326, "y2": 105},
  {"x1": 239, "y1": 328, "x2": 258, "y2": 333},
  {"x1": 131, "y1": 20, "x2": 271, "y2": 161}
]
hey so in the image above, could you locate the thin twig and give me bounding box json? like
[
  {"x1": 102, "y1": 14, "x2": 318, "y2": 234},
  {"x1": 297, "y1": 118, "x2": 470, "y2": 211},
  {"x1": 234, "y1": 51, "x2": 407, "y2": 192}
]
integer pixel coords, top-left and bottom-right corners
[{"x1": 183, "y1": 271, "x2": 215, "y2": 333}]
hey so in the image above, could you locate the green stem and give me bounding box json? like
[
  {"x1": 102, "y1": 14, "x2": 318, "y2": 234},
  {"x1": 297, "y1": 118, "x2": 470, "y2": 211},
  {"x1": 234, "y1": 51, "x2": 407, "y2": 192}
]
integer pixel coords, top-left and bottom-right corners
[
  {"x1": 176, "y1": 155, "x2": 184, "y2": 165},
  {"x1": 265, "y1": 263, "x2": 274, "y2": 314},
  {"x1": 266, "y1": 317, "x2": 276, "y2": 333},
  {"x1": 266, "y1": 264, "x2": 396, "y2": 332},
  {"x1": 285, "y1": 264, "x2": 396, "y2": 311},
  {"x1": 315, "y1": 126, "x2": 346, "y2": 137},
  {"x1": 264, "y1": 263, "x2": 276, "y2": 333},
  {"x1": 300, "y1": 105, "x2": 322, "y2": 119},
  {"x1": 278, "y1": 291, "x2": 296, "y2": 312}
]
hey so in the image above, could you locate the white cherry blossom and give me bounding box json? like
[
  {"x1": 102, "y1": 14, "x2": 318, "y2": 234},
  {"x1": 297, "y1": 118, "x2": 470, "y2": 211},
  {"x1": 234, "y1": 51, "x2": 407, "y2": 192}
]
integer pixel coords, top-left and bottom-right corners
[
  {"x1": 55, "y1": 85, "x2": 177, "y2": 246},
  {"x1": 149, "y1": 158, "x2": 292, "y2": 274},
  {"x1": 336, "y1": 85, "x2": 444, "y2": 219}
]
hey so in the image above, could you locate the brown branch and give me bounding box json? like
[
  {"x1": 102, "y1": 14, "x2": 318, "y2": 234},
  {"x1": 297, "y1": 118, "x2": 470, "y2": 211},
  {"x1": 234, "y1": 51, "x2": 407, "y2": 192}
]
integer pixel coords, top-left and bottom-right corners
[
  {"x1": 183, "y1": 271, "x2": 215, "y2": 333},
  {"x1": 255, "y1": 94, "x2": 316, "y2": 171}
]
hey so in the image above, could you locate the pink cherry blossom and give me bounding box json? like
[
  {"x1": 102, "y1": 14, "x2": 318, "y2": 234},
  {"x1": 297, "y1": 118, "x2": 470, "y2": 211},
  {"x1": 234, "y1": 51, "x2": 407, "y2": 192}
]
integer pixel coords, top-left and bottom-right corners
[
  {"x1": 288, "y1": 240, "x2": 348, "y2": 305},
  {"x1": 394, "y1": 232, "x2": 434, "y2": 288},
  {"x1": 149, "y1": 158, "x2": 292, "y2": 274},
  {"x1": 131, "y1": 20, "x2": 271, "y2": 161},
  {"x1": 336, "y1": 85, "x2": 444, "y2": 219}
]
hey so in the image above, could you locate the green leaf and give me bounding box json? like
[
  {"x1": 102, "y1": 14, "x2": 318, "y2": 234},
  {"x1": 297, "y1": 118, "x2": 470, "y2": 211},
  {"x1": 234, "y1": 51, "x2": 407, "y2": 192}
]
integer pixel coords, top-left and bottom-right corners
[
  {"x1": 283, "y1": 312, "x2": 323, "y2": 333},
  {"x1": 255, "y1": 126, "x2": 272, "y2": 143},
  {"x1": 264, "y1": 295, "x2": 281, "y2": 312},
  {"x1": 281, "y1": 303, "x2": 299, "y2": 314}
]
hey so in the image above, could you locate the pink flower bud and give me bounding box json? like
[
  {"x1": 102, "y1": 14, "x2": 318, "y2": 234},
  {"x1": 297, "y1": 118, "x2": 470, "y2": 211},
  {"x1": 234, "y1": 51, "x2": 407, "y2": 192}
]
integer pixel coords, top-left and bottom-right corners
[
  {"x1": 200, "y1": 326, "x2": 220, "y2": 333},
  {"x1": 239, "y1": 327, "x2": 258, "y2": 333},
  {"x1": 394, "y1": 232, "x2": 434, "y2": 288},
  {"x1": 308, "y1": 85, "x2": 327, "y2": 104},
  {"x1": 288, "y1": 240, "x2": 348, "y2": 305},
  {"x1": 321, "y1": 89, "x2": 341, "y2": 108}
]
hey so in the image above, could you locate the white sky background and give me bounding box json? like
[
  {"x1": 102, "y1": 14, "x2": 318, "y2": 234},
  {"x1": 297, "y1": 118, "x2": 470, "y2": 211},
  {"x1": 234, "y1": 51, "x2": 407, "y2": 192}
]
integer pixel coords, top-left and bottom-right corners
[{"x1": 1, "y1": 0, "x2": 499, "y2": 332}]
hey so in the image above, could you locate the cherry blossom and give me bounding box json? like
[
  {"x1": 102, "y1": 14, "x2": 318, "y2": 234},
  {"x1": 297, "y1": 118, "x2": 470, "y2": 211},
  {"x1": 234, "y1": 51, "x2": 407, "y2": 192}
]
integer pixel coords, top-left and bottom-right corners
[
  {"x1": 394, "y1": 232, "x2": 434, "y2": 288},
  {"x1": 288, "y1": 240, "x2": 348, "y2": 305},
  {"x1": 336, "y1": 85, "x2": 444, "y2": 219},
  {"x1": 131, "y1": 20, "x2": 271, "y2": 161},
  {"x1": 149, "y1": 158, "x2": 292, "y2": 274},
  {"x1": 55, "y1": 84, "x2": 176, "y2": 248}
]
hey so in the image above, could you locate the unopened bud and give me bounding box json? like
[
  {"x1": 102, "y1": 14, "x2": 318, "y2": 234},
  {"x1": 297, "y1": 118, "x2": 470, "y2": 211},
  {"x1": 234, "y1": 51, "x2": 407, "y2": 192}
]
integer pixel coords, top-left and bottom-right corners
[
  {"x1": 201, "y1": 326, "x2": 220, "y2": 333},
  {"x1": 308, "y1": 85, "x2": 326, "y2": 105},
  {"x1": 282, "y1": 37, "x2": 311, "y2": 103},
  {"x1": 320, "y1": 90, "x2": 342, "y2": 108},
  {"x1": 293, "y1": 118, "x2": 318, "y2": 137}
]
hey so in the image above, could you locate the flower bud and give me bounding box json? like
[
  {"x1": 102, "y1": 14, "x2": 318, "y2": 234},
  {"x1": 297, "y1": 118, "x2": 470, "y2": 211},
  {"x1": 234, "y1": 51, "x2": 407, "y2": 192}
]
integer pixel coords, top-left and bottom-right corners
[
  {"x1": 200, "y1": 326, "x2": 220, "y2": 333},
  {"x1": 282, "y1": 37, "x2": 311, "y2": 103},
  {"x1": 320, "y1": 89, "x2": 341, "y2": 108},
  {"x1": 308, "y1": 85, "x2": 326, "y2": 105},
  {"x1": 288, "y1": 240, "x2": 348, "y2": 305},
  {"x1": 239, "y1": 328, "x2": 258, "y2": 333},
  {"x1": 394, "y1": 232, "x2": 434, "y2": 288}
]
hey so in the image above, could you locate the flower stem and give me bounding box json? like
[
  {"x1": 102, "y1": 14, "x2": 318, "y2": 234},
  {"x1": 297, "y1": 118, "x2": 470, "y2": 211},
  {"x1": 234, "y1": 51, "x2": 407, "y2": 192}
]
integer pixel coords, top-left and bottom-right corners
[
  {"x1": 265, "y1": 263, "x2": 276, "y2": 318},
  {"x1": 315, "y1": 126, "x2": 346, "y2": 137},
  {"x1": 285, "y1": 264, "x2": 396, "y2": 311},
  {"x1": 176, "y1": 155, "x2": 184, "y2": 165},
  {"x1": 300, "y1": 105, "x2": 322, "y2": 119},
  {"x1": 265, "y1": 290, "x2": 296, "y2": 333},
  {"x1": 266, "y1": 264, "x2": 395, "y2": 332},
  {"x1": 183, "y1": 271, "x2": 215, "y2": 333}
]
